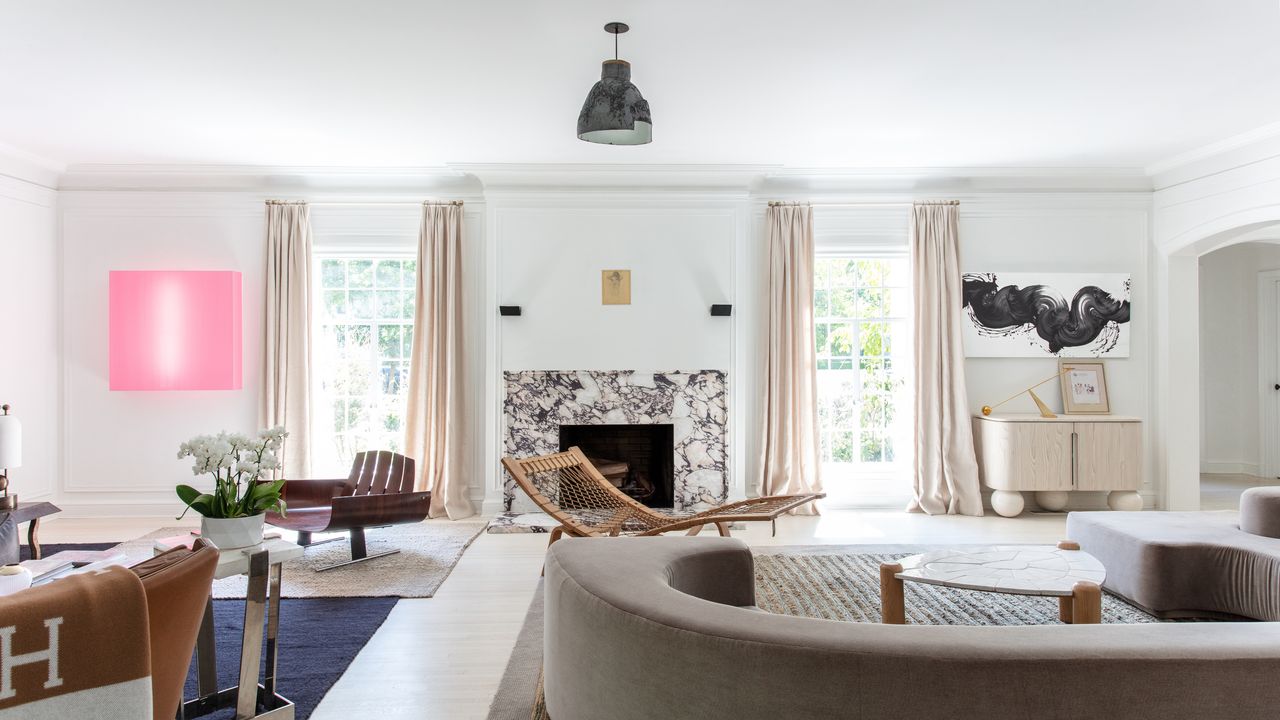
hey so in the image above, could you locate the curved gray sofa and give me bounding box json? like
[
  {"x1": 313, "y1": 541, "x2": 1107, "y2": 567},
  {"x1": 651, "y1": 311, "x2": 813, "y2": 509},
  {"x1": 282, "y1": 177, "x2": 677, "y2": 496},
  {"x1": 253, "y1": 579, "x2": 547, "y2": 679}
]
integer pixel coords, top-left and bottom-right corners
[
  {"x1": 1067, "y1": 506, "x2": 1280, "y2": 620},
  {"x1": 545, "y1": 536, "x2": 1280, "y2": 720}
]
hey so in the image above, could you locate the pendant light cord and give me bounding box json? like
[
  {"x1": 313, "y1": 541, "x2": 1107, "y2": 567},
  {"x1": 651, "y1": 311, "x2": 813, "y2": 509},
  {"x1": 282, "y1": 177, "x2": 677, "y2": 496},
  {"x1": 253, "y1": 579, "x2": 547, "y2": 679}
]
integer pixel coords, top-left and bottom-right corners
[{"x1": 614, "y1": 30, "x2": 618, "y2": 60}]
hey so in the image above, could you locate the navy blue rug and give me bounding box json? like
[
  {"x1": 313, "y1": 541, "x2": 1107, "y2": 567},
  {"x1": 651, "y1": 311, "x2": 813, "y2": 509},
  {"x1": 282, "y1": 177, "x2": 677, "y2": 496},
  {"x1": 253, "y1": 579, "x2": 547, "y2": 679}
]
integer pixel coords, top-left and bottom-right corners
[
  {"x1": 22, "y1": 542, "x2": 398, "y2": 719},
  {"x1": 183, "y1": 597, "x2": 398, "y2": 719},
  {"x1": 20, "y1": 541, "x2": 116, "y2": 561}
]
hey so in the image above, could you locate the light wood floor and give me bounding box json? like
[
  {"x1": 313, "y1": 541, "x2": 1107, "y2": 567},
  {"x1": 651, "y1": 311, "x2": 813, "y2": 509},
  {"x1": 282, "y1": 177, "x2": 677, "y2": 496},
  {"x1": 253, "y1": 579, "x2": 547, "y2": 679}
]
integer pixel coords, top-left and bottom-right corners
[
  {"x1": 39, "y1": 509, "x2": 1068, "y2": 719},
  {"x1": 33, "y1": 478, "x2": 1274, "y2": 717},
  {"x1": 1201, "y1": 473, "x2": 1279, "y2": 511}
]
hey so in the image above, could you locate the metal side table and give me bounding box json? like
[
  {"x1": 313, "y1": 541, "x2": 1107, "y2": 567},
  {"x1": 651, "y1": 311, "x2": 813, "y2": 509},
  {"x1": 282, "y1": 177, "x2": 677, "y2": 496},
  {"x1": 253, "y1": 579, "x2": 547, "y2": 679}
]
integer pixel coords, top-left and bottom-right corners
[{"x1": 155, "y1": 534, "x2": 303, "y2": 720}]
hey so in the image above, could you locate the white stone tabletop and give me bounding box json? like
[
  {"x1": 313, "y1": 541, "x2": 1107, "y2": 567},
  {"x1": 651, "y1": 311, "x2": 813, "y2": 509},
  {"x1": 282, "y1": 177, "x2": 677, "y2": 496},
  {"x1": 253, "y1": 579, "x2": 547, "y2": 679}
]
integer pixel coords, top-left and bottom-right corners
[
  {"x1": 153, "y1": 532, "x2": 304, "y2": 581},
  {"x1": 895, "y1": 545, "x2": 1105, "y2": 597}
]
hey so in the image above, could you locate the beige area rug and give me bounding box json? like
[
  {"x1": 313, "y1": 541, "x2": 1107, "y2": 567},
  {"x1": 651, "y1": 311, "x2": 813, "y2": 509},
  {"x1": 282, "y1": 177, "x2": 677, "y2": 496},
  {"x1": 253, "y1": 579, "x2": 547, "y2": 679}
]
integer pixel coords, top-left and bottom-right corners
[
  {"x1": 488, "y1": 548, "x2": 1167, "y2": 720},
  {"x1": 113, "y1": 519, "x2": 486, "y2": 599}
]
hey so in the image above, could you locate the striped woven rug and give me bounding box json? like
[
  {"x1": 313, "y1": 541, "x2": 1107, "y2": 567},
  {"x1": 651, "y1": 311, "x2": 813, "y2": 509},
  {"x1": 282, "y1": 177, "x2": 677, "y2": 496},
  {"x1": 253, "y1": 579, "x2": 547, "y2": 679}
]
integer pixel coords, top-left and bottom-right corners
[{"x1": 753, "y1": 552, "x2": 1159, "y2": 625}]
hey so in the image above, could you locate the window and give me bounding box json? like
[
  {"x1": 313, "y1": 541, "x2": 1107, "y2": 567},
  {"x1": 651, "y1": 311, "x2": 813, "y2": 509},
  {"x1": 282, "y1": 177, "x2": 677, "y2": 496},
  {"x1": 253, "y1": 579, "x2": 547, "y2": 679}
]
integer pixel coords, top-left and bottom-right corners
[
  {"x1": 814, "y1": 256, "x2": 911, "y2": 498},
  {"x1": 312, "y1": 255, "x2": 416, "y2": 476}
]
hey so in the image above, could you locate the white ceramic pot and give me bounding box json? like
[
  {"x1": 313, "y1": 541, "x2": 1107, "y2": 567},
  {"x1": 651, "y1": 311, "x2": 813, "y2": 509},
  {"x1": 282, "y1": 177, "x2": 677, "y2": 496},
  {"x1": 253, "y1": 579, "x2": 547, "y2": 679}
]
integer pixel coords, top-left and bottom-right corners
[
  {"x1": 0, "y1": 565, "x2": 33, "y2": 596},
  {"x1": 200, "y1": 514, "x2": 266, "y2": 550}
]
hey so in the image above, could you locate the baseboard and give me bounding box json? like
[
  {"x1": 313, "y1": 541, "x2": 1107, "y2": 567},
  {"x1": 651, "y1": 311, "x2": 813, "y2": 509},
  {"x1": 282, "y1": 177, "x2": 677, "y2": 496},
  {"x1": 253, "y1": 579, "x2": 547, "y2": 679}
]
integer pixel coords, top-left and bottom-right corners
[
  {"x1": 1201, "y1": 460, "x2": 1261, "y2": 476},
  {"x1": 480, "y1": 497, "x2": 507, "y2": 517},
  {"x1": 53, "y1": 502, "x2": 186, "y2": 519}
]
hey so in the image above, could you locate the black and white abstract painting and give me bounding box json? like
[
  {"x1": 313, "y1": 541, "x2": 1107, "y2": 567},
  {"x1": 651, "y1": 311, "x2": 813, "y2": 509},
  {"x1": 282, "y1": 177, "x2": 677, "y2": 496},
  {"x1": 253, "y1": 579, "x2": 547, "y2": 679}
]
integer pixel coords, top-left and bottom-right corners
[{"x1": 961, "y1": 272, "x2": 1132, "y2": 357}]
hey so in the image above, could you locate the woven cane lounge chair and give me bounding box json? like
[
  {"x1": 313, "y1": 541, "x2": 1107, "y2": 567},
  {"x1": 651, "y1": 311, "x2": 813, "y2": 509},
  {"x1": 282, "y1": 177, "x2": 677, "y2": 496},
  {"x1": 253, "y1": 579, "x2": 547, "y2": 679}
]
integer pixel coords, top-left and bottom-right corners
[{"x1": 501, "y1": 446, "x2": 823, "y2": 544}]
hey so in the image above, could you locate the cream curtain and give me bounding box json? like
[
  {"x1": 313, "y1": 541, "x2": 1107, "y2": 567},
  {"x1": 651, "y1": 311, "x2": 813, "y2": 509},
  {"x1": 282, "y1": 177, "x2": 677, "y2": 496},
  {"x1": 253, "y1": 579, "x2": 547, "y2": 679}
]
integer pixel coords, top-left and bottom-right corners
[
  {"x1": 261, "y1": 201, "x2": 313, "y2": 479},
  {"x1": 405, "y1": 202, "x2": 475, "y2": 519},
  {"x1": 909, "y1": 202, "x2": 983, "y2": 516},
  {"x1": 759, "y1": 204, "x2": 823, "y2": 514}
]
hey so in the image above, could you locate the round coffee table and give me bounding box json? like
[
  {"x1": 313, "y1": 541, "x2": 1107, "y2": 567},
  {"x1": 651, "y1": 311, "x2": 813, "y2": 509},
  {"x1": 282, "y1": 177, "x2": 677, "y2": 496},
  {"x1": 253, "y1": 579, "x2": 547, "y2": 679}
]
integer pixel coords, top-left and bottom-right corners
[{"x1": 879, "y1": 540, "x2": 1106, "y2": 624}]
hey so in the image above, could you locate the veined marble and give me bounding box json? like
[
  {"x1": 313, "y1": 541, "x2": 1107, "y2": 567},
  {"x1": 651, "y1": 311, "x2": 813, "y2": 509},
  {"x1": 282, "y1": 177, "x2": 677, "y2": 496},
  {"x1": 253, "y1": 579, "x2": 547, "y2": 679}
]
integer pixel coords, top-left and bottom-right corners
[
  {"x1": 896, "y1": 545, "x2": 1106, "y2": 597},
  {"x1": 502, "y1": 370, "x2": 728, "y2": 512}
]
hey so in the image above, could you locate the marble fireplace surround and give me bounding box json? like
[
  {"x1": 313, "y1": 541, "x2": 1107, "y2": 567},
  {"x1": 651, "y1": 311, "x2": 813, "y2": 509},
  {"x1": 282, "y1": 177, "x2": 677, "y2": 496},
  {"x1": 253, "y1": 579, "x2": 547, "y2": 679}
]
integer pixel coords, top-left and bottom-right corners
[{"x1": 502, "y1": 370, "x2": 728, "y2": 512}]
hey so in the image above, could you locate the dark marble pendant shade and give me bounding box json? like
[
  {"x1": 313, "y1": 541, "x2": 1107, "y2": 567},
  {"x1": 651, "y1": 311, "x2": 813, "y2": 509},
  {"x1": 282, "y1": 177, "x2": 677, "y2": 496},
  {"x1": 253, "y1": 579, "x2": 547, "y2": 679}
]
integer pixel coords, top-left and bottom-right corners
[{"x1": 577, "y1": 59, "x2": 652, "y2": 145}]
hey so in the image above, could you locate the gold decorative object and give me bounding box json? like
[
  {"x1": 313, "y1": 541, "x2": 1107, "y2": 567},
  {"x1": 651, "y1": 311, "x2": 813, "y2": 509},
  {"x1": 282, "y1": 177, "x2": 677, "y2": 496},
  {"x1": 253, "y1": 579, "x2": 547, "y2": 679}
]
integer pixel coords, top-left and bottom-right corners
[
  {"x1": 981, "y1": 369, "x2": 1070, "y2": 419},
  {"x1": 601, "y1": 269, "x2": 631, "y2": 305}
]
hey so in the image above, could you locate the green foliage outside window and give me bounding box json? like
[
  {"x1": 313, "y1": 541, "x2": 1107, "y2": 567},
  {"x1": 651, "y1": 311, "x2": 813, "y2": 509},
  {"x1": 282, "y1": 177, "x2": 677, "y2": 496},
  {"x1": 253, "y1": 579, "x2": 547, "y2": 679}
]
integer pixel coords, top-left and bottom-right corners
[
  {"x1": 316, "y1": 256, "x2": 415, "y2": 468},
  {"x1": 814, "y1": 257, "x2": 908, "y2": 465}
]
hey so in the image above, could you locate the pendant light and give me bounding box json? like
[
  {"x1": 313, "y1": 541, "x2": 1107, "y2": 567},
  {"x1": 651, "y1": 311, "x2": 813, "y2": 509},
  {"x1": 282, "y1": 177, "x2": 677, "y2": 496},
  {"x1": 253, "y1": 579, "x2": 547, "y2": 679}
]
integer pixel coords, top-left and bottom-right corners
[{"x1": 577, "y1": 22, "x2": 652, "y2": 145}]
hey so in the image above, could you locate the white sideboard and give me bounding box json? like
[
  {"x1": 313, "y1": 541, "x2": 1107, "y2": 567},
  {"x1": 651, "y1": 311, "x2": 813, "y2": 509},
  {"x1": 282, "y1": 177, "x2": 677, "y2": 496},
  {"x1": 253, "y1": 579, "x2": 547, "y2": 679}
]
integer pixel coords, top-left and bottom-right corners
[{"x1": 972, "y1": 414, "x2": 1143, "y2": 517}]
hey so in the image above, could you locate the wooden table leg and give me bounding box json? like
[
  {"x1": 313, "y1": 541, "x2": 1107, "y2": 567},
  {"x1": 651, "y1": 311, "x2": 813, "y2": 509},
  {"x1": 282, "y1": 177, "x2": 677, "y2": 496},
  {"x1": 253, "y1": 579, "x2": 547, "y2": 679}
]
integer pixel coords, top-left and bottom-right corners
[
  {"x1": 880, "y1": 562, "x2": 906, "y2": 624},
  {"x1": 1072, "y1": 581, "x2": 1102, "y2": 624},
  {"x1": 1058, "y1": 540, "x2": 1084, "y2": 623},
  {"x1": 27, "y1": 517, "x2": 42, "y2": 560}
]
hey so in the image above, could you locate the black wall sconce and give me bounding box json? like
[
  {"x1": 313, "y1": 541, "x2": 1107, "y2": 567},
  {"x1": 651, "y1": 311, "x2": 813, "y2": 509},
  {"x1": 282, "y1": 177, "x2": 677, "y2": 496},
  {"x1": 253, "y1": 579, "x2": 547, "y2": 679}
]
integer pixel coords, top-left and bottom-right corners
[
  {"x1": 710, "y1": 304, "x2": 732, "y2": 317},
  {"x1": 499, "y1": 305, "x2": 522, "y2": 316}
]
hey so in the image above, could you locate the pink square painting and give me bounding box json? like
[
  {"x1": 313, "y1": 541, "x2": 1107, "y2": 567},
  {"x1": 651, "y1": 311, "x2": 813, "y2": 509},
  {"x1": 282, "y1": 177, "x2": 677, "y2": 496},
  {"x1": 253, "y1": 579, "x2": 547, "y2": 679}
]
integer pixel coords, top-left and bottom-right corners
[{"x1": 109, "y1": 270, "x2": 243, "y2": 390}]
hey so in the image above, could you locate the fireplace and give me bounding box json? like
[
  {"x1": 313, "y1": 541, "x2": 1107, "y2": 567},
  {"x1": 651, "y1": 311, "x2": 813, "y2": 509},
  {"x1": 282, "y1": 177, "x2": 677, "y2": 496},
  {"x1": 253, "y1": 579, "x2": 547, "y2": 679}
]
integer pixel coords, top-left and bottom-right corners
[
  {"x1": 503, "y1": 370, "x2": 727, "y2": 512},
  {"x1": 559, "y1": 424, "x2": 675, "y2": 509}
]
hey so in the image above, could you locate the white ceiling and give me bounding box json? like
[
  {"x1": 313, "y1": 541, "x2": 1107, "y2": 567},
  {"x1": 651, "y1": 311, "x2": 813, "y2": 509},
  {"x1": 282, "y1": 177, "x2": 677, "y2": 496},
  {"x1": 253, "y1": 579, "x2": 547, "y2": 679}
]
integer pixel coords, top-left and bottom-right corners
[{"x1": 3, "y1": 0, "x2": 1279, "y2": 170}]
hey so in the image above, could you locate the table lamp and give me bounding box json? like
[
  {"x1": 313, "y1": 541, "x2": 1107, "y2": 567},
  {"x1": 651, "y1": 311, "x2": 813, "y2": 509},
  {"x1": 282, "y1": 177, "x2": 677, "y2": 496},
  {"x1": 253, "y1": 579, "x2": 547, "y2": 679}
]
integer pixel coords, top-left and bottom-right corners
[
  {"x1": 981, "y1": 369, "x2": 1070, "y2": 419},
  {"x1": 0, "y1": 405, "x2": 21, "y2": 511}
]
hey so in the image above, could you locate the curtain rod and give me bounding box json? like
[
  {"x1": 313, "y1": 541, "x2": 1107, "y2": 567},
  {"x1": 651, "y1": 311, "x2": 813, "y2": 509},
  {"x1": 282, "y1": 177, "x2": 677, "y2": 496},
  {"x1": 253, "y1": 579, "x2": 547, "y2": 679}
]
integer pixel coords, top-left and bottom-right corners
[
  {"x1": 265, "y1": 200, "x2": 464, "y2": 206},
  {"x1": 767, "y1": 200, "x2": 958, "y2": 207}
]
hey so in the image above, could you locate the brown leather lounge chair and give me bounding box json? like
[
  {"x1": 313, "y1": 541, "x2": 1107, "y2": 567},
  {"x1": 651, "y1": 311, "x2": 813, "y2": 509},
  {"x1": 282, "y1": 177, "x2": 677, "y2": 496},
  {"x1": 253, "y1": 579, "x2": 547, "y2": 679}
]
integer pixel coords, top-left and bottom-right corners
[{"x1": 266, "y1": 450, "x2": 432, "y2": 571}]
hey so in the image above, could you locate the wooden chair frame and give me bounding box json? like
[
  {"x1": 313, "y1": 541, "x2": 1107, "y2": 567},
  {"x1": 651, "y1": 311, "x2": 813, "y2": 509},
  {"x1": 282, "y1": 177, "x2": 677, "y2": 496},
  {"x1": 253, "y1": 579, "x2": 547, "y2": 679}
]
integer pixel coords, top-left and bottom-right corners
[{"x1": 501, "y1": 447, "x2": 823, "y2": 546}]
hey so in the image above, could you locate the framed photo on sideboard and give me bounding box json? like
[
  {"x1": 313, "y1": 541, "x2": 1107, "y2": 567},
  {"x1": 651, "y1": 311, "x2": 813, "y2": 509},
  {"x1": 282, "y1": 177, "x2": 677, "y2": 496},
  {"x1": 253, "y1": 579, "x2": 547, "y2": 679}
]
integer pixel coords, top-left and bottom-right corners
[{"x1": 1059, "y1": 359, "x2": 1110, "y2": 414}]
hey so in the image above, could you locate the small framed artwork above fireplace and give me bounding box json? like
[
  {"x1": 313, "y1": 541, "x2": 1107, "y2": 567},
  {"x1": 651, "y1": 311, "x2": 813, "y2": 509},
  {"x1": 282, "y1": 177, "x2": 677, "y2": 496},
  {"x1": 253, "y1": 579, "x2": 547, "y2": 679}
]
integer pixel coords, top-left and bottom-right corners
[
  {"x1": 601, "y1": 269, "x2": 631, "y2": 305},
  {"x1": 560, "y1": 424, "x2": 675, "y2": 509}
]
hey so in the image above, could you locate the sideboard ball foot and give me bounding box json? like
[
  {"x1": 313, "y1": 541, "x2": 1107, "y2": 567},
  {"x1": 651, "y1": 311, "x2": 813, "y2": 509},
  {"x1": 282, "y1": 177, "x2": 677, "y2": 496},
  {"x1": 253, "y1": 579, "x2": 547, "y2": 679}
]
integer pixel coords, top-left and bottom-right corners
[
  {"x1": 991, "y1": 490, "x2": 1025, "y2": 518},
  {"x1": 1107, "y1": 490, "x2": 1143, "y2": 512},
  {"x1": 1035, "y1": 491, "x2": 1070, "y2": 512}
]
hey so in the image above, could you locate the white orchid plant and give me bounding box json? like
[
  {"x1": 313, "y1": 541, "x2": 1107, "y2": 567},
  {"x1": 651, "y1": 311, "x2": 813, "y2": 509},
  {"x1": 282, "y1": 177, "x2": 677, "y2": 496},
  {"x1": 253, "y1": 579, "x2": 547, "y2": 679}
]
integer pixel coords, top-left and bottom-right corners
[{"x1": 176, "y1": 426, "x2": 289, "y2": 519}]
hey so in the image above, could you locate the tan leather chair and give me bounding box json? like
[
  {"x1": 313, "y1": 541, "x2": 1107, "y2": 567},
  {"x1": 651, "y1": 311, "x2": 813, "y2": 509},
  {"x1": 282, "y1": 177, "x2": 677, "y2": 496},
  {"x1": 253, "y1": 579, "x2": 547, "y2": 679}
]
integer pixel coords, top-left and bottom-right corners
[
  {"x1": 0, "y1": 542, "x2": 216, "y2": 720},
  {"x1": 129, "y1": 540, "x2": 219, "y2": 720}
]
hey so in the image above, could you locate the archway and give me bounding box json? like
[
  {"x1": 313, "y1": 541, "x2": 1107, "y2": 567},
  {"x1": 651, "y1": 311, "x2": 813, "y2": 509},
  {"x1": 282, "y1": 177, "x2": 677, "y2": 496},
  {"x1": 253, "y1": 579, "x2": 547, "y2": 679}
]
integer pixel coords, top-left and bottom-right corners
[{"x1": 1157, "y1": 218, "x2": 1280, "y2": 510}]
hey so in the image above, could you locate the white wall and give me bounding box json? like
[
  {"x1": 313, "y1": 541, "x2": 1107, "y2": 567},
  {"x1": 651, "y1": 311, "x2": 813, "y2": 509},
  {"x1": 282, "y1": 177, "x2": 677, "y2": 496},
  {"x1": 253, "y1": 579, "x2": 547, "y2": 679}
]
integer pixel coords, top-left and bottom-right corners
[
  {"x1": 1198, "y1": 241, "x2": 1280, "y2": 475},
  {"x1": 496, "y1": 204, "x2": 738, "y2": 371},
  {"x1": 42, "y1": 171, "x2": 1159, "y2": 516},
  {"x1": 1153, "y1": 133, "x2": 1280, "y2": 509},
  {"x1": 957, "y1": 195, "x2": 1154, "y2": 508},
  {"x1": 0, "y1": 175, "x2": 59, "y2": 502},
  {"x1": 59, "y1": 193, "x2": 265, "y2": 513},
  {"x1": 54, "y1": 193, "x2": 488, "y2": 515},
  {"x1": 484, "y1": 193, "x2": 1155, "y2": 512},
  {"x1": 485, "y1": 196, "x2": 755, "y2": 512}
]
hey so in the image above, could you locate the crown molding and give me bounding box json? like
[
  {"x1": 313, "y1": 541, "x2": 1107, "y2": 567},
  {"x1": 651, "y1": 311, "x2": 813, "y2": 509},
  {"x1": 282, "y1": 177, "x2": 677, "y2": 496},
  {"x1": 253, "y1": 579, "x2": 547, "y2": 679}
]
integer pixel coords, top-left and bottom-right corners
[
  {"x1": 0, "y1": 141, "x2": 63, "y2": 190},
  {"x1": 48, "y1": 161, "x2": 1160, "y2": 195},
  {"x1": 761, "y1": 166, "x2": 1152, "y2": 194},
  {"x1": 58, "y1": 163, "x2": 483, "y2": 194},
  {"x1": 1147, "y1": 121, "x2": 1280, "y2": 176},
  {"x1": 1148, "y1": 122, "x2": 1280, "y2": 190},
  {"x1": 451, "y1": 163, "x2": 780, "y2": 192}
]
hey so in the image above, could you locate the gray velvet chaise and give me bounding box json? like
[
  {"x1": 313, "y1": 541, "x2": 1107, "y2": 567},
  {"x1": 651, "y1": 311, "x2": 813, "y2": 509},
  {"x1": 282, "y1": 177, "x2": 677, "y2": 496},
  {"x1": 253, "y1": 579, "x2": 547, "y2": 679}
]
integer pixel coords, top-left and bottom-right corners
[
  {"x1": 1068, "y1": 486, "x2": 1280, "y2": 620},
  {"x1": 544, "y1": 536, "x2": 1280, "y2": 720}
]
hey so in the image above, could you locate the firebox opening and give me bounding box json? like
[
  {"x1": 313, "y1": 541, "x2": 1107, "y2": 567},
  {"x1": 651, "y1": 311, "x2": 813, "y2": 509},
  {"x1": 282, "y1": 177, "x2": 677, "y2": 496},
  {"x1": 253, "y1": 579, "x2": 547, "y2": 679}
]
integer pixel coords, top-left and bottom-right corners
[{"x1": 558, "y1": 424, "x2": 675, "y2": 509}]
